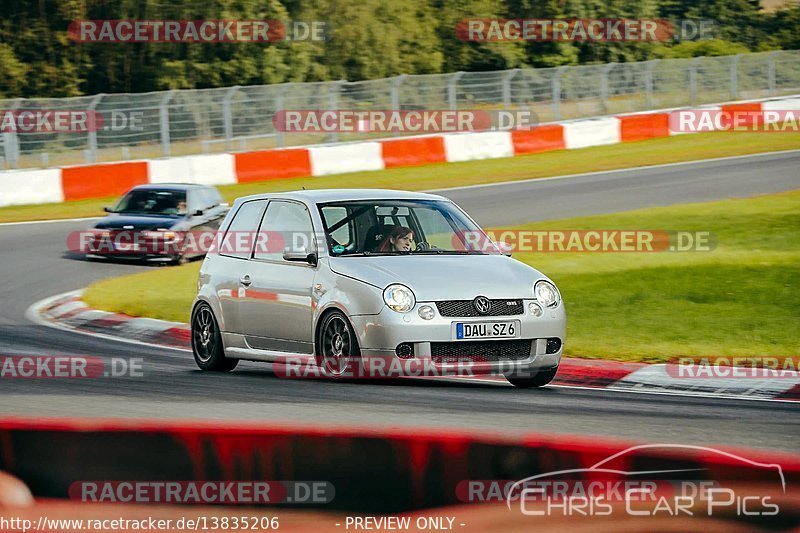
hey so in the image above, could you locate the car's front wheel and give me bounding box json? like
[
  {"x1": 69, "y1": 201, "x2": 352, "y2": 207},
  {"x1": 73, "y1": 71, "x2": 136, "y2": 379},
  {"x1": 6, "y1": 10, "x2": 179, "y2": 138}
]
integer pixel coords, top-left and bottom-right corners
[
  {"x1": 317, "y1": 311, "x2": 361, "y2": 379},
  {"x1": 191, "y1": 303, "x2": 238, "y2": 372},
  {"x1": 506, "y1": 367, "x2": 558, "y2": 388}
]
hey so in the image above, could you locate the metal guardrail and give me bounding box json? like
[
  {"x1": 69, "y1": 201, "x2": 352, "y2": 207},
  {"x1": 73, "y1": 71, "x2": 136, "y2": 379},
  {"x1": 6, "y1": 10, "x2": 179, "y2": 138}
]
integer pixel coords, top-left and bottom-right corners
[{"x1": 1, "y1": 50, "x2": 799, "y2": 169}]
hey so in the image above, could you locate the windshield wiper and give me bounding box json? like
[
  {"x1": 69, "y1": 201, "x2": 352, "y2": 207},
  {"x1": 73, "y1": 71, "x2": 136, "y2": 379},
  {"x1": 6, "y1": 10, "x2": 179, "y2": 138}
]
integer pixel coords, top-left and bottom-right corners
[
  {"x1": 116, "y1": 211, "x2": 179, "y2": 216},
  {"x1": 412, "y1": 249, "x2": 489, "y2": 255},
  {"x1": 411, "y1": 249, "x2": 444, "y2": 254},
  {"x1": 336, "y1": 251, "x2": 409, "y2": 257},
  {"x1": 336, "y1": 250, "x2": 489, "y2": 257}
]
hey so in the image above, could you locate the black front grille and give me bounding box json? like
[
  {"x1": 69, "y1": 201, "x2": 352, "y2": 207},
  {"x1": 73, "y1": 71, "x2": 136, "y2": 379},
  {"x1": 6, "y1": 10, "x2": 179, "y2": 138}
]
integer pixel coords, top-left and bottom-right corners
[
  {"x1": 436, "y1": 299, "x2": 524, "y2": 317},
  {"x1": 431, "y1": 340, "x2": 532, "y2": 364}
]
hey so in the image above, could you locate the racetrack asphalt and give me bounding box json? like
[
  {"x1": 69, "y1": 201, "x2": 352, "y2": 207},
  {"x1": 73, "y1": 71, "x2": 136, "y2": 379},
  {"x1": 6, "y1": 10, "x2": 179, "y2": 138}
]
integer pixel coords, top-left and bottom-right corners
[{"x1": 0, "y1": 151, "x2": 798, "y2": 452}]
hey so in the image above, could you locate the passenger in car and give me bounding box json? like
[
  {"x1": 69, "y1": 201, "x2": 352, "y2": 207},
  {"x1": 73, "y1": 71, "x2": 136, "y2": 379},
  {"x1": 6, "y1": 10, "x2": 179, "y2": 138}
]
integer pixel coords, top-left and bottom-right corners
[{"x1": 377, "y1": 226, "x2": 414, "y2": 252}]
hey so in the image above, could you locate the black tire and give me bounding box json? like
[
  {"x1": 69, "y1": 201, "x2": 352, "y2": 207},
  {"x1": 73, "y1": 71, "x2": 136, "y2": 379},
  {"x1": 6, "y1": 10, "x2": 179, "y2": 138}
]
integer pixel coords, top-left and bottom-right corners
[
  {"x1": 316, "y1": 311, "x2": 361, "y2": 379},
  {"x1": 506, "y1": 366, "x2": 558, "y2": 388},
  {"x1": 191, "y1": 303, "x2": 238, "y2": 372}
]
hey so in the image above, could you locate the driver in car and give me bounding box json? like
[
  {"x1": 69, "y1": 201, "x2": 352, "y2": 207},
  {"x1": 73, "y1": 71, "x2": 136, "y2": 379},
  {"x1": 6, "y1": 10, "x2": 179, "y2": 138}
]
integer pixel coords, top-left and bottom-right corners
[{"x1": 377, "y1": 226, "x2": 414, "y2": 252}]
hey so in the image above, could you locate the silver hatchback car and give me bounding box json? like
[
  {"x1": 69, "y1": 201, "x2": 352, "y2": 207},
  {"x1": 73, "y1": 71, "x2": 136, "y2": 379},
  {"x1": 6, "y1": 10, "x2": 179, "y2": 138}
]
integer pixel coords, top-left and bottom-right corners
[{"x1": 191, "y1": 189, "x2": 565, "y2": 387}]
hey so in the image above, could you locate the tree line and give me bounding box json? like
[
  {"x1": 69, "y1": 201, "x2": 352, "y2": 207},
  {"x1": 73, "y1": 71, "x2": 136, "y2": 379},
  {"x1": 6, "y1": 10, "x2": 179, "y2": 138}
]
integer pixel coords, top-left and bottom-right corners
[{"x1": 0, "y1": 0, "x2": 798, "y2": 98}]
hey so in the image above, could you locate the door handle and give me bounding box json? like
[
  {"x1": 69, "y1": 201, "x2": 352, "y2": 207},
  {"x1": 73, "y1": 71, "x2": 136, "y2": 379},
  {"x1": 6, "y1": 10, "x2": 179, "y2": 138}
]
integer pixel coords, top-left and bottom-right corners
[{"x1": 239, "y1": 275, "x2": 251, "y2": 287}]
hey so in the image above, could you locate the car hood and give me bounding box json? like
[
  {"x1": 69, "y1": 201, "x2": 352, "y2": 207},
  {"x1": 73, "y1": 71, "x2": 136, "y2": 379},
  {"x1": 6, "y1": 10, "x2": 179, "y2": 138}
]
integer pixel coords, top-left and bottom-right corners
[
  {"x1": 92, "y1": 214, "x2": 181, "y2": 231},
  {"x1": 327, "y1": 254, "x2": 547, "y2": 301}
]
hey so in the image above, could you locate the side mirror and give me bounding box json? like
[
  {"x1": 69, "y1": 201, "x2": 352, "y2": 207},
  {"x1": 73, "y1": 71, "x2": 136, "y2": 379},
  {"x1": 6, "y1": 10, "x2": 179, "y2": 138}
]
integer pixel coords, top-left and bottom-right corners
[
  {"x1": 103, "y1": 206, "x2": 115, "y2": 213},
  {"x1": 192, "y1": 209, "x2": 204, "y2": 217},
  {"x1": 283, "y1": 250, "x2": 318, "y2": 266}
]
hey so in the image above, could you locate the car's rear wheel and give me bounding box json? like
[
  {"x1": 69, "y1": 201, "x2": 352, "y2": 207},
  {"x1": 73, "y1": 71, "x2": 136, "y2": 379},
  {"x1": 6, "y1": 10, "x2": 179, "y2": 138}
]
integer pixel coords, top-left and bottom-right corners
[
  {"x1": 506, "y1": 367, "x2": 558, "y2": 388},
  {"x1": 192, "y1": 303, "x2": 238, "y2": 372},
  {"x1": 317, "y1": 311, "x2": 361, "y2": 378}
]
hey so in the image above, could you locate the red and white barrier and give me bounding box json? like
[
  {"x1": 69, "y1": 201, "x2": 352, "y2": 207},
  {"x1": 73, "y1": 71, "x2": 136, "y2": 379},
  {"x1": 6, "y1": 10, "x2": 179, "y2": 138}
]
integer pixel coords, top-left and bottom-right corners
[
  {"x1": 380, "y1": 137, "x2": 446, "y2": 167},
  {"x1": 0, "y1": 168, "x2": 63, "y2": 207},
  {"x1": 309, "y1": 142, "x2": 385, "y2": 175},
  {"x1": 149, "y1": 154, "x2": 237, "y2": 186},
  {"x1": 763, "y1": 96, "x2": 800, "y2": 112},
  {"x1": 1, "y1": 96, "x2": 797, "y2": 207},
  {"x1": 443, "y1": 131, "x2": 514, "y2": 162},
  {"x1": 563, "y1": 117, "x2": 621, "y2": 149}
]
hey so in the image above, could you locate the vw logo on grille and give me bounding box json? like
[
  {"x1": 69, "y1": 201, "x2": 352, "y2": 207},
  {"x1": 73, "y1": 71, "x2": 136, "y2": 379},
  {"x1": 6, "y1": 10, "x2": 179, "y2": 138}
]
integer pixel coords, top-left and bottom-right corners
[{"x1": 473, "y1": 296, "x2": 491, "y2": 315}]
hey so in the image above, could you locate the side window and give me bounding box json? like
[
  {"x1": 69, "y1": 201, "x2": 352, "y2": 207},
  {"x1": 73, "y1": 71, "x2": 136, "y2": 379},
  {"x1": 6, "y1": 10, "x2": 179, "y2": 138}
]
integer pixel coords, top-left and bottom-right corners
[
  {"x1": 254, "y1": 201, "x2": 314, "y2": 262},
  {"x1": 321, "y1": 206, "x2": 352, "y2": 247},
  {"x1": 221, "y1": 200, "x2": 267, "y2": 259}
]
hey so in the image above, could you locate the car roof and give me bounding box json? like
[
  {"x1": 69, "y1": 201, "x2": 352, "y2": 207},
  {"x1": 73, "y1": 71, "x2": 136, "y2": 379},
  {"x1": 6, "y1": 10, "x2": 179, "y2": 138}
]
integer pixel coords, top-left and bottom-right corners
[
  {"x1": 130, "y1": 183, "x2": 212, "y2": 191},
  {"x1": 235, "y1": 188, "x2": 448, "y2": 205}
]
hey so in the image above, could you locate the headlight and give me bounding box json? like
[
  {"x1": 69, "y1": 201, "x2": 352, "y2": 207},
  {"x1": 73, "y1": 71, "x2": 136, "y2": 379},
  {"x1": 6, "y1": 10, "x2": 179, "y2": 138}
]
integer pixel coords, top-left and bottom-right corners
[
  {"x1": 534, "y1": 280, "x2": 560, "y2": 308},
  {"x1": 383, "y1": 284, "x2": 416, "y2": 313}
]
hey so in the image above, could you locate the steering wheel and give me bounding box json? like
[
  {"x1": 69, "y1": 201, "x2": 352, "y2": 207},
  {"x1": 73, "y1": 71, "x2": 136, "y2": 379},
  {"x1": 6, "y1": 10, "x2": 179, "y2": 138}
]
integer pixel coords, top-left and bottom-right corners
[{"x1": 414, "y1": 241, "x2": 431, "y2": 252}]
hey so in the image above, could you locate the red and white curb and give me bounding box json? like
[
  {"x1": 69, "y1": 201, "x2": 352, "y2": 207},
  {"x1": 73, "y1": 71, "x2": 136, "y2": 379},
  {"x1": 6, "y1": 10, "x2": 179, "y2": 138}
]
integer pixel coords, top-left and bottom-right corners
[
  {"x1": 27, "y1": 290, "x2": 190, "y2": 351},
  {"x1": 27, "y1": 290, "x2": 800, "y2": 401}
]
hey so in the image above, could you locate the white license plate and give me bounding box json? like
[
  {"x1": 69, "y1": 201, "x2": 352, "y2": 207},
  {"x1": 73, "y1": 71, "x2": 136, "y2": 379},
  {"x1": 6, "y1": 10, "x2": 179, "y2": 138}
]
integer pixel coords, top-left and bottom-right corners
[{"x1": 455, "y1": 321, "x2": 519, "y2": 340}]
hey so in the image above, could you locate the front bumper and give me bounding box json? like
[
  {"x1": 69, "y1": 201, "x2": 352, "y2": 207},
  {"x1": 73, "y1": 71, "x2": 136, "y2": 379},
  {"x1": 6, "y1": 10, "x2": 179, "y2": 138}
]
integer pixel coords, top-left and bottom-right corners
[
  {"x1": 85, "y1": 253, "x2": 177, "y2": 262},
  {"x1": 349, "y1": 299, "x2": 566, "y2": 375},
  {"x1": 84, "y1": 240, "x2": 182, "y2": 262}
]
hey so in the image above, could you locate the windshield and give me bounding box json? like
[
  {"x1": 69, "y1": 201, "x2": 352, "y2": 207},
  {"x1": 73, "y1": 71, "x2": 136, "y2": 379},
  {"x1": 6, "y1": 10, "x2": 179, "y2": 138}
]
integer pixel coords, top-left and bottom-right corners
[
  {"x1": 318, "y1": 199, "x2": 499, "y2": 256},
  {"x1": 114, "y1": 189, "x2": 187, "y2": 216}
]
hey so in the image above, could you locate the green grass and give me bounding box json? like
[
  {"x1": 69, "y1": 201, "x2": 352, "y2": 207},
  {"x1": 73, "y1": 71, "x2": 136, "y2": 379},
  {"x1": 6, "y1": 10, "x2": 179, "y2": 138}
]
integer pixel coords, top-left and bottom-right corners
[
  {"x1": 84, "y1": 262, "x2": 202, "y2": 323},
  {"x1": 1, "y1": 128, "x2": 799, "y2": 223},
  {"x1": 83, "y1": 190, "x2": 800, "y2": 362}
]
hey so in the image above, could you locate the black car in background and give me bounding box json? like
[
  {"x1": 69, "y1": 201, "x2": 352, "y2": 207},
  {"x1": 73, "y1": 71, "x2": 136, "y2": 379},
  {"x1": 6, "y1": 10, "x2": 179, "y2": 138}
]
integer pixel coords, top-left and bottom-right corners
[{"x1": 83, "y1": 183, "x2": 229, "y2": 264}]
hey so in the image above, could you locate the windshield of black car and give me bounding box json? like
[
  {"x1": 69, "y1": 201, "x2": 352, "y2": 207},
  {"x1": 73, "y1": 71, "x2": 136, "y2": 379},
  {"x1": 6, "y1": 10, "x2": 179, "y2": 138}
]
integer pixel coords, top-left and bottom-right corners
[
  {"x1": 113, "y1": 190, "x2": 188, "y2": 216},
  {"x1": 317, "y1": 199, "x2": 499, "y2": 256}
]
